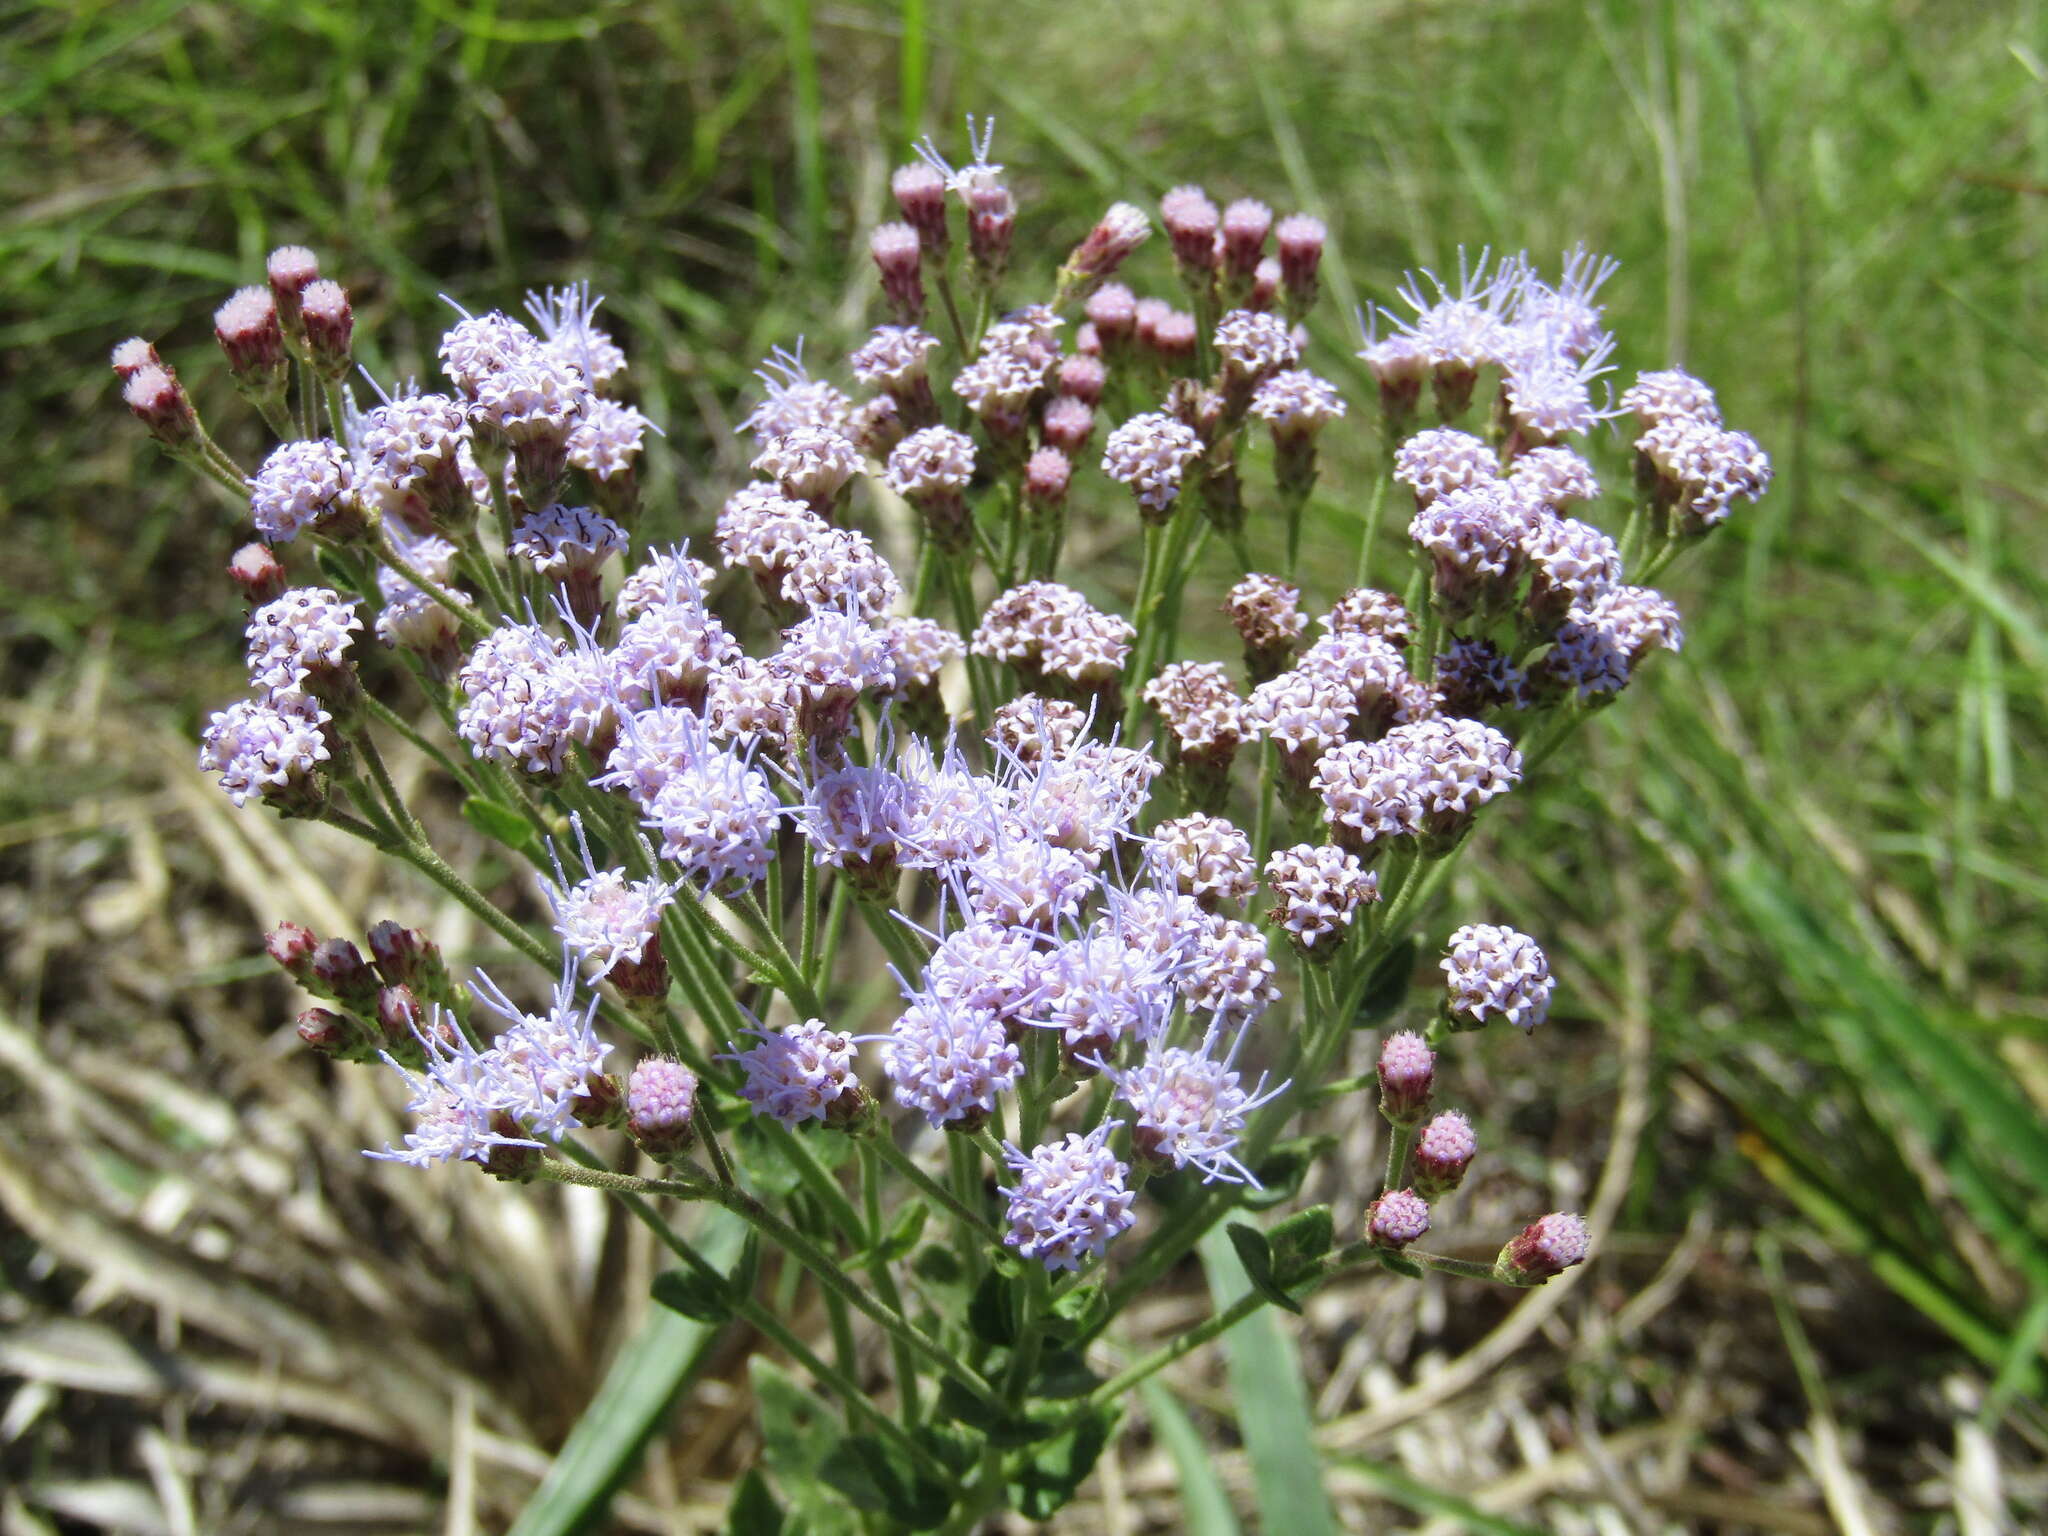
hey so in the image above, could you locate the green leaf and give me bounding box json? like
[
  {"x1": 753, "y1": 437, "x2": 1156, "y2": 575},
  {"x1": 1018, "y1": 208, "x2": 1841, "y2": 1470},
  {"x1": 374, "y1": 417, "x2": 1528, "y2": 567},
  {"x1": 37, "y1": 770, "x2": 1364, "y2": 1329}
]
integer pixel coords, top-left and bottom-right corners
[
  {"x1": 1200, "y1": 1227, "x2": 1339, "y2": 1536},
  {"x1": 1007, "y1": 1405, "x2": 1116, "y2": 1521},
  {"x1": 968, "y1": 1268, "x2": 1019, "y2": 1346},
  {"x1": 1268, "y1": 1205, "x2": 1334, "y2": 1286},
  {"x1": 750, "y1": 1358, "x2": 860, "y2": 1536},
  {"x1": 911, "y1": 1242, "x2": 965, "y2": 1288},
  {"x1": 1226, "y1": 1221, "x2": 1300, "y2": 1314},
  {"x1": 724, "y1": 1470, "x2": 784, "y2": 1536},
  {"x1": 1140, "y1": 1383, "x2": 1242, "y2": 1536},
  {"x1": 506, "y1": 1211, "x2": 743, "y2": 1536},
  {"x1": 462, "y1": 794, "x2": 541, "y2": 858},
  {"x1": 649, "y1": 1266, "x2": 737, "y2": 1324},
  {"x1": 1351, "y1": 937, "x2": 1417, "y2": 1026},
  {"x1": 1242, "y1": 1135, "x2": 1336, "y2": 1210},
  {"x1": 1029, "y1": 1346, "x2": 1104, "y2": 1400},
  {"x1": 875, "y1": 1199, "x2": 928, "y2": 1262},
  {"x1": 818, "y1": 1434, "x2": 953, "y2": 1529},
  {"x1": 1047, "y1": 1280, "x2": 1103, "y2": 1337}
]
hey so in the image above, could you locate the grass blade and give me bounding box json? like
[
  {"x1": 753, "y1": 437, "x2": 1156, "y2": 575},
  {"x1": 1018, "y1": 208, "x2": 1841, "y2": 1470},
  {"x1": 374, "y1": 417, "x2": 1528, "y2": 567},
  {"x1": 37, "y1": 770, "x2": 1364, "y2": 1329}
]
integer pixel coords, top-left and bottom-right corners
[
  {"x1": 1333, "y1": 1455, "x2": 1547, "y2": 1536},
  {"x1": 1139, "y1": 1381, "x2": 1241, "y2": 1536},
  {"x1": 505, "y1": 1211, "x2": 746, "y2": 1536},
  {"x1": 1197, "y1": 1226, "x2": 1337, "y2": 1536}
]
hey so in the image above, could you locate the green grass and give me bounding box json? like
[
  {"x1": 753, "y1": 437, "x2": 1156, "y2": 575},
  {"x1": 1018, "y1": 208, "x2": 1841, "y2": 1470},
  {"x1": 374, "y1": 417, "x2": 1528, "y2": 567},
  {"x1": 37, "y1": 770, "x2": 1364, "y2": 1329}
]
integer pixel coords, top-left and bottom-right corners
[{"x1": 6, "y1": 0, "x2": 2047, "y2": 1524}]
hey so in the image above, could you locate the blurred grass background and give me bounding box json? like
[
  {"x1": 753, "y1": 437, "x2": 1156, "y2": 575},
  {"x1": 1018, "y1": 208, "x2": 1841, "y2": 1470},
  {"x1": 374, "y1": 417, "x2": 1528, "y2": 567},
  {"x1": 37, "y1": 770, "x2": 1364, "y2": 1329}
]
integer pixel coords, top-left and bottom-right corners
[{"x1": 4, "y1": 0, "x2": 2046, "y2": 1529}]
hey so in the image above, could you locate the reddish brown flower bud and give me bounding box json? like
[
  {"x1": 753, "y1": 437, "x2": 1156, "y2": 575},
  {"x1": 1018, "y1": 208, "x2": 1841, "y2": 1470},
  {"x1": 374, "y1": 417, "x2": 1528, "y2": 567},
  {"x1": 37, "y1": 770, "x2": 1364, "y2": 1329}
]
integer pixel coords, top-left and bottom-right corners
[
  {"x1": 1376, "y1": 1030, "x2": 1435, "y2": 1125},
  {"x1": 1160, "y1": 185, "x2": 1220, "y2": 274},
  {"x1": 1040, "y1": 395, "x2": 1094, "y2": 454},
  {"x1": 311, "y1": 937, "x2": 378, "y2": 1009},
  {"x1": 891, "y1": 161, "x2": 950, "y2": 257},
  {"x1": 1085, "y1": 284, "x2": 1137, "y2": 351},
  {"x1": 1276, "y1": 214, "x2": 1325, "y2": 316},
  {"x1": 299, "y1": 279, "x2": 353, "y2": 381},
  {"x1": 266, "y1": 921, "x2": 319, "y2": 982},
  {"x1": 215, "y1": 286, "x2": 287, "y2": 401},
  {"x1": 121, "y1": 365, "x2": 199, "y2": 451},
  {"x1": 228, "y1": 543, "x2": 288, "y2": 607},
  {"x1": 295, "y1": 1007, "x2": 352, "y2": 1055},
  {"x1": 1220, "y1": 198, "x2": 1273, "y2": 282},
  {"x1": 110, "y1": 337, "x2": 163, "y2": 381},
  {"x1": 869, "y1": 223, "x2": 925, "y2": 323},
  {"x1": 266, "y1": 245, "x2": 321, "y2": 342},
  {"x1": 375, "y1": 983, "x2": 422, "y2": 1045}
]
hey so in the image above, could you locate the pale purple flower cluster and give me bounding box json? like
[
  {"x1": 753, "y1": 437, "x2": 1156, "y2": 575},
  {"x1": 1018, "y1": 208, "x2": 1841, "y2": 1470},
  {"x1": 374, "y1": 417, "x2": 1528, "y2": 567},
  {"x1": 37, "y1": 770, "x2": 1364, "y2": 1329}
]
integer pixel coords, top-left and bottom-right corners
[
  {"x1": 371, "y1": 964, "x2": 612, "y2": 1165},
  {"x1": 250, "y1": 438, "x2": 356, "y2": 543},
  {"x1": 1111, "y1": 1029, "x2": 1285, "y2": 1184},
  {"x1": 1101, "y1": 411, "x2": 1202, "y2": 517},
  {"x1": 1442, "y1": 923, "x2": 1553, "y2": 1032},
  {"x1": 1313, "y1": 716, "x2": 1523, "y2": 854},
  {"x1": 1263, "y1": 843, "x2": 1378, "y2": 950},
  {"x1": 722, "y1": 1018, "x2": 860, "y2": 1127},
  {"x1": 999, "y1": 1124, "x2": 1136, "y2": 1271},
  {"x1": 972, "y1": 582, "x2": 1134, "y2": 687}
]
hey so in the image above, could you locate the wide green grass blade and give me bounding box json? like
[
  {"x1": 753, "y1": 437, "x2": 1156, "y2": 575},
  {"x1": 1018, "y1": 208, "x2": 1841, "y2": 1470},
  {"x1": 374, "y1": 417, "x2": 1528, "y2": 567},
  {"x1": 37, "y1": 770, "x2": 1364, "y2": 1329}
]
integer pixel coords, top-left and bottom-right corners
[
  {"x1": 506, "y1": 1210, "x2": 746, "y2": 1536},
  {"x1": 1139, "y1": 1381, "x2": 1241, "y2": 1536},
  {"x1": 1197, "y1": 1226, "x2": 1337, "y2": 1536}
]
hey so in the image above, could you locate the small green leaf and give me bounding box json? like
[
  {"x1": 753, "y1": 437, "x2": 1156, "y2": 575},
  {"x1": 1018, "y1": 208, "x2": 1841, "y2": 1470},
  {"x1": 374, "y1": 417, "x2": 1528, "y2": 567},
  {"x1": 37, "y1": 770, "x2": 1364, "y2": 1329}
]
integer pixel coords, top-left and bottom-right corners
[
  {"x1": 1007, "y1": 1405, "x2": 1116, "y2": 1521},
  {"x1": 749, "y1": 1360, "x2": 860, "y2": 1536},
  {"x1": 911, "y1": 1243, "x2": 965, "y2": 1288},
  {"x1": 462, "y1": 794, "x2": 540, "y2": 857},
  {"x1": 1375, "y1": 1250, "x2": 1425, "y2": 1280},
  {"x1": 649, "y1": 1267, "x2": 735, "y2": 1324},
  {"x1": 731, "y1": 1230, "x2": 762, "y2": 1304},
  {"x1": 1047, "y1": 1280, "x2": 1103, "y2": 1336},
  {"x1": 1242, "y1": 1135, "x2": 1336, "y2": 1210},
  {"x1": 1352, "y1": 937, "x2": 1417, "y2": 1026},
  {"x1": 1226, "y1": 1221, "x2": 1300, "y2": 1314},
  {"x1": 968, "y1": 1269, "x2": 1019, "y2": 1346},
  {"x1": 724, "y1": 1470, "x2": 784, "y2": 1536},
  {"x1": 1268, "y1": 1205, "x2": 1334, "y2": 1285},
  {"x1": 1031, "y1": 1346, "x2": 1105, "y2": 1400},
  {"x1": 876, "y1": 1200, "x2": 928, "y2": 1262},
  {"x1": 818, "y1": 1434, "x2": 953, "y2": 1529}
]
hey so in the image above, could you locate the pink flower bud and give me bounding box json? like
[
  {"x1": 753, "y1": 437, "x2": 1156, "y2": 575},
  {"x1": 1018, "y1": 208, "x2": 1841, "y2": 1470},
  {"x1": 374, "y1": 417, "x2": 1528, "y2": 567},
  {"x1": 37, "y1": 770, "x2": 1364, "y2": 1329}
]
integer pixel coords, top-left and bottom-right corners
[
  {"x1": 1160, "y1": 185, "x2": 1220, "y2": 273},
  {"x1": 121, "y1": 365, "x2": 198, "y2": 450},
  {"x1": 366, "y1": 920, "x2": 444, "y2": 994},
  {"x1": 1075, "y1": 321, "x2": 1102, "y2": 357},
  {"x1": 1496, "y1": 1212, "x2": 1590, "y2": 1283},
  {"x1": 265, "y1": 921, "x2": 319, "y2": 982},
  {"x1": 228, "y1": 543, "x2": 288, "y2": 607},
  {"x1": 891, "y1": 161, "x2": 950, "y2": 256},
  {"x1": 626, "y1": 1056, "x2": 699, "y2": 1163},
  {"x1": 1412, "y1": 1109, "x2": 1476, "y2": 1197},
  {"x1": 1024, "y1": 446, "x2": 1071, "y2": 512},
  {"x1": 1057, "y1": 353, "x2": 1105, "y2": 405},
  {"x1": 310, "y1": 937, "x2": 378, "y2": 1008},
  {"x1": 295, "y1": 1007, "x2": 352, "y2": 1055},
  {"x1": 1276, "y1": 214, "x2": 1325, "y2": 313},
  {"x1": 1086, "y1": 284, "x2": 1137, "y2": 348},
  {"x1": 1250, "y1": 257, "x2": 1281, "y2": 313},
  {"x1": 110, "y1": 336, "x2": 162, "y2": 380},
  {"x1": 1367, "y1": 1188, "x2": 1431, "y2": 1249},
  {"x1": 1148, "y1": 309, "x2": 1198, "y2": 366},
  {"x1": 1040, "y1": 395, "x2": 1094, "y2": 454},
  {"x1": 1376, "y1": 1029, "x2": 1434, "y2": 1124},
  {"x1": 266, "y1": 245, "x2": 321, "y2": 340},
  {"x1": 1063, "y1": 201, "x2": 1151, "y2": 292},
  {"x1": 215, "y1": 286, "x2": 286, "y2": 396},
  {"x1": 869, "y1": 223, "x2": 926, "y2": 323},
  {"x1": 967, "y1": 182, "x2": 1015, "y2": 283},
  {"x1": 375, "y1": 983, "x2": 422, "y2": 1046},
  {"x1": 299, "y1": 279, "x2": 353, "y2": 380},
  {"x1": 1220, "y1": 198, "x2": 1272, "y2": 281}
]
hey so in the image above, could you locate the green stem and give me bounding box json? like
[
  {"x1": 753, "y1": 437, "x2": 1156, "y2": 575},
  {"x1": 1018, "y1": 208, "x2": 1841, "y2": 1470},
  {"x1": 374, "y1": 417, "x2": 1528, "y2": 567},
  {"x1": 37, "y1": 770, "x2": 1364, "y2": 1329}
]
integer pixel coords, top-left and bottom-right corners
[
  {"x1": 859, "y1": 1141, "x2": 924, "y2": 1421},
  {"x1": 1382, "y1": 1119, "x2": 1417, "y2": 1194},
  {"x1": 540, "y1": 1159, "x2": 1005, "y2": 1412},
  {"x1": 870, "y1": 1131, "x2": 999, "y2": 1244}
]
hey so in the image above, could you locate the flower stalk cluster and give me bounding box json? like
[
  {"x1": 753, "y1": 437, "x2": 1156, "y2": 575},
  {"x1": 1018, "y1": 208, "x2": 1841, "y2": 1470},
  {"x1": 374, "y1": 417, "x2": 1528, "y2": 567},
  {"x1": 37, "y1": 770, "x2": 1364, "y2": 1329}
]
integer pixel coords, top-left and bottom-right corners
[{"x1": 122, "y1": 121, "x2": 1768, "y2": 1530}]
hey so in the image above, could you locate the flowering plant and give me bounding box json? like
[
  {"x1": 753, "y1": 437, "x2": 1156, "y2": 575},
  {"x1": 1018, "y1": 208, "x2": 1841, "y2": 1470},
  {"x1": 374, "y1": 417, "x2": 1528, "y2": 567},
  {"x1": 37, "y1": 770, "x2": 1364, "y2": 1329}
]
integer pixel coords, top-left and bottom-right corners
[{"x1": 119, "y1": 120, "x2": 1767, "y2": 1528}]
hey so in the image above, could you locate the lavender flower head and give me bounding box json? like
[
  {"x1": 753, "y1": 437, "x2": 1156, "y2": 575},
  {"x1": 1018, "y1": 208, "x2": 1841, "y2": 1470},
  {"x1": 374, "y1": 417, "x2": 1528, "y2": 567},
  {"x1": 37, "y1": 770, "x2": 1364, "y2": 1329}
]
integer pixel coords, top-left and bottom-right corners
[
  {"x1": 1263, "y1": 843, "x2": 1379, "y2": 952},
  {"x1": 250, "y1": 438, "x2": 357, "y2": 543},
  {"x1": 469, "y1": 962, "x2": 615, "y2": 1140},
  {"x1": 999, "y1": 1124, "x2": 1136, "y2": 1272},
  {"x1": 1111, "y1": 1028, "x2": 1287, "y2": 1184},
  {"x1": 643, "y1": 746, "x2": 783, "y2": 892},
  {"x1": 722, "y1": 1018, "x2": 860, "y2": 1127},
  {"x1": 881, "y1": 992, "x2": 1022, "y2": 1129},
  {"x1": 197, "y1": 693, "x2": 332, "y2": 810},
  {"x1": 1367, "y1": 1188, "x2": 1431, "y2": 1249},
  {"x1": 1102, "y1": 412, "x2": 1202, "y2": 520},
  {"x1": 1441, "y1": 923, "x2": 1554, "y2": 1032}
]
